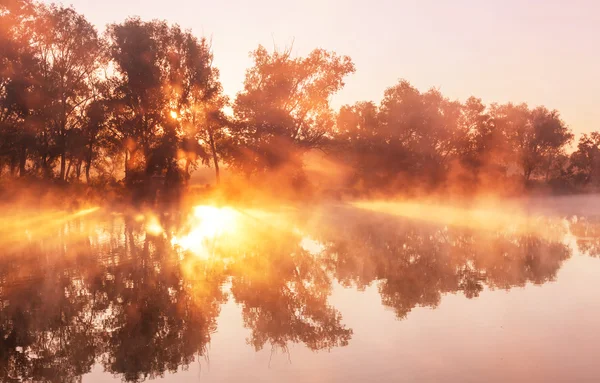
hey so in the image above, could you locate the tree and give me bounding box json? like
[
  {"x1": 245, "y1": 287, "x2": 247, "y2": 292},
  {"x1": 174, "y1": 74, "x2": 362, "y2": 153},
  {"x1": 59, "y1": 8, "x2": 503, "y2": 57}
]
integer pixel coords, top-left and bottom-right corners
[
  {"x1": 334, "y1": 101, "x2": 380, "y2": 190},
  {"x1": 569, "y1": 132, "x2": 600, "y2": 187},
  {"x1": 530, "y1": 107, "x2": 573, "y2": 181},
  {"x1": 231, "y1": 45, "x2": 355, "y2": 175},
  {"x1": 335, "y1": 80, "x2": 466, "y2": 192},
  {"x1": 80, "y1": 95, "x2": 121, "y2": 183},
  {"x1": 491, "y1": 103, "x2": 572, "y2": 182},
  {"x1": 33, "y1": 4, "x2": 104, "y2": 180},
  {"x1": 0, "y1": 0, "x2": 40, "y2": 177},
  {"x1": 106, "y1": 18, "x2": 223, "y2": 190},
  {"x1": 173, "y1": 33, "x2": 226, "y2": 184}
]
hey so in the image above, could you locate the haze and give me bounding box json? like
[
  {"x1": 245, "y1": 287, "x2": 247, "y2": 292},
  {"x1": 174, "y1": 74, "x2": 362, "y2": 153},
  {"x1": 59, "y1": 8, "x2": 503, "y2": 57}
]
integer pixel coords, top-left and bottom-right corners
[{"x1": 4, "y1": 1, "x2": 600, "y2": 381}]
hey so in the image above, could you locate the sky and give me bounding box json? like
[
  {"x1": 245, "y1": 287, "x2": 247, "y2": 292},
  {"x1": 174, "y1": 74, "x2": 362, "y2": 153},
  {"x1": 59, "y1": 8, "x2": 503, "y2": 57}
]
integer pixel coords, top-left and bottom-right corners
[{"x1": 42, "y1": 0, "x2": 599, "y2": 137}]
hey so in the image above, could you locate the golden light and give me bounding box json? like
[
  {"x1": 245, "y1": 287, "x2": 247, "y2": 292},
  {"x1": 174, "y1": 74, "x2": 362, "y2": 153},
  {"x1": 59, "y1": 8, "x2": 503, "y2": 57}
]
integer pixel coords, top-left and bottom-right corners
[
  {"x1": 145, "y1": 215, "x2": 164, "y2": 236},
  {"x1": 0, "y1": 207, "x2": 101, "y2": 246},
  {"x1": 171, "y1": 205, "x2": 241, "y2": 258},
  {"x1": 351, "y1": 200, "x2": 562, "y2": 238},
  {"x1": 70, "y1": 207, "x2": 100, "y2": 218},
  {"x1": 170, "y1": 110, "x2": 178, "y2": 119}
]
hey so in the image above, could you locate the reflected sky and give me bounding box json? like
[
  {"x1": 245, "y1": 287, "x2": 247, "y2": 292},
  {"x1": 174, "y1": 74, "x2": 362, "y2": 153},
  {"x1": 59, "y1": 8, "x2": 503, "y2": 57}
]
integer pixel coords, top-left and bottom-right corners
[{"x1": 1, "y1": 203, "x2": 600, "y2": 382}]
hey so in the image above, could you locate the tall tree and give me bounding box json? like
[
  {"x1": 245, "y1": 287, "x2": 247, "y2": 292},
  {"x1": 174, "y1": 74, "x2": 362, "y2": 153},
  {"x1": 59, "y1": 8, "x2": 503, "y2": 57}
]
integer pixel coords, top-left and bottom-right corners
[
  {"x1": 172, "y1": 33, "x2": 226, "y2": 184},
  {"x1": 33, "y1": 4, "x2": 103, "y2": 180},
  {"x1": 231, "y1": 45, "x2": 355, "y2": 175},
  {"x1": 106, "y1": 18, "x2": 222, "y2": 187},
  {"x1": 106, "y1": 18, "x2": 170, "y2": 180},
  {"x1": 0, "y1": 0, "x2": 40, "y2": 177}
]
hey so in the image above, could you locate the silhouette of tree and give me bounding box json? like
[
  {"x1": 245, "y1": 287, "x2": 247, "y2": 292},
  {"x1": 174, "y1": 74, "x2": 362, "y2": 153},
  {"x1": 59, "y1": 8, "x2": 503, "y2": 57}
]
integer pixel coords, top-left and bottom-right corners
[
  {"x1": 33, "y1": 4, "x2": 104, "y2": 181},
  {"x1": 457, "y1": 97, "x2": 509, "y2": 188},
  {"x1": 0, "y1": 0, "x2": 40, "y2": 177},
  {"x1": 105, "y1": 18, "x2": 175, "y2": 182},
  {"x1": 105, "y1": 18, "x2": 223, "y2": 198},
  {"x1": 0, "y1": 2, "x2": 593, "y2": 195},
  {"x1": 172, "y1": 34, "x2": 225, "y2": 184}
]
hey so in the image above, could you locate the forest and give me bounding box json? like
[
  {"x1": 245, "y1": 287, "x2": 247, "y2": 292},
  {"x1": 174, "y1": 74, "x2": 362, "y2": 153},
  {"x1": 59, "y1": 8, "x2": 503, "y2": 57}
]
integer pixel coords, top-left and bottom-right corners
[{"x1": 2, "y1": 0, "x2": 600, "y2": 206}]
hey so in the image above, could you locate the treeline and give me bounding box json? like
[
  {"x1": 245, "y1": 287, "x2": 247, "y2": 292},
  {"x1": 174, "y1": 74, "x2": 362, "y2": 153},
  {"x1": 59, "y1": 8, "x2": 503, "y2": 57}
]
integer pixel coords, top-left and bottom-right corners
[{"x1": 2, "y1": 0, "x2": 600, "y2": 199}]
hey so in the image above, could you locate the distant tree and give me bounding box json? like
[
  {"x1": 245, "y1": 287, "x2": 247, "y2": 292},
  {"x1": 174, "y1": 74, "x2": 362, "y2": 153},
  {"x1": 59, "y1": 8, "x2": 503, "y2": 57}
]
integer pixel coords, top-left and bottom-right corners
[
  {"x1": 336, "y1": 80, "x2": 466, "y2": 192},
  {"x1": 334, "y1": 101, "x2": 380, "y2": 190},
  {"x1": 231, "y1": 45, "x2": 355, "y2": 175},
  {"x1": 530, "y1": 107, "x2": 573, "y2": 181},
  {"x1": 569, "y1": 132, "x2": 600, "y2": 187},
  {"x1": 459, "y1": 97, "x2": 505, "y2": 173},
  {"x1": 491, "y1": 103, "x2": 572, "y2": 182},
  {"x1": 0, "y1": 2, "x2": 584, "y2": 196}
]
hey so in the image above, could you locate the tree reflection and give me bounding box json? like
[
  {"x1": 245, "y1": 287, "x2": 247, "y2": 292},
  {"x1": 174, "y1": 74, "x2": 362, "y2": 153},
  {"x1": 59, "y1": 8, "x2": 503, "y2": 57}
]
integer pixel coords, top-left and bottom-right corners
[
  {"x1": 0, "y1": 215, "x2": 226, "y2": 382},
  {"x1": 99, "y1": 228, "x2": 227, "y2": 381},
  {"x1": 0, "y1": 207, "x2": 594, "y2": 380},
  {"x1": 314, "y1": 207, "x2": 571, "y2": 319},
  {"x1": 570, "y1": 216, "x2": 600, "y2": 257},
  {"x1": 0, "y1": 233, "x2": 104, "y2": 382},
  {"x1": 226, "y1": 226, "x2": 352, "y2": 352}
]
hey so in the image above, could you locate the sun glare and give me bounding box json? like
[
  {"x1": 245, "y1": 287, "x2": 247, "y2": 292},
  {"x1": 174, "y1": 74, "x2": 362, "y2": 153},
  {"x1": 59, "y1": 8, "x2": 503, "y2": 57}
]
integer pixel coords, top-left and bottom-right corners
[
  {"x1": 170, "y1": 110, "x2": 178, "y2": 119},
  {"x1": 171, "y1": 205, "x2": 240, "y2": 258},
  {"x1": 145, "y1": 215, "x2": 164, "y2": 236}
]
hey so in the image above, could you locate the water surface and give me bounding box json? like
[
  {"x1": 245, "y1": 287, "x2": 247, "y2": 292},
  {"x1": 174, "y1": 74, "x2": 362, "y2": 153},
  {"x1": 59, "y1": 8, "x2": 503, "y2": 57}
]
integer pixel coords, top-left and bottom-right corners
[{"x1": 1, "y1": 202, "x2": 599, "y2": 382}]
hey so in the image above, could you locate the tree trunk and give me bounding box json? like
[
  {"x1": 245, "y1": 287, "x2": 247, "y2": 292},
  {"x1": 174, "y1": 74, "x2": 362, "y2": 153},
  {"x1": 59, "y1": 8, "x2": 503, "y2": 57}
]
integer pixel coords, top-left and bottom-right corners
[
  {"x1": 85, "y1": 161, "x2": 91, "y2": 184},
  {"x1": 19, "y1": 144, "x2": 26, "y2": 177},
  {"x1": 8, "y1": 157, "x2": 16, "y2": 176},
  {"x1": 65, "y1": 159, "x2": 72, "y2": 180},
  {"x1": 208, "y1": 131, "x2": 220, "y2": 185},
  {"x1": 85, "y1": 141, "x2": 93, "y2": 184},
  {"x1": 41, "y1": 153, "x2": 52, "y2": 178},
  {"x1": 76, "y1": 160, "x2": 82, "y2": 180},
  {"x1": 124, "y1": 150, "x2": 129, "y2": 180},
  {"x1": 184, "y1": 158, "x2": 191, "y2": 184},
  {"x1": 524, "y1": 168, "x2": 532, "y2": 183},
  {"x1": 544, "y1": 154, "x2": 552, "y2": 182},
  {"x1": 60, "y1": 150, "x2": 66, "y2": 181}
]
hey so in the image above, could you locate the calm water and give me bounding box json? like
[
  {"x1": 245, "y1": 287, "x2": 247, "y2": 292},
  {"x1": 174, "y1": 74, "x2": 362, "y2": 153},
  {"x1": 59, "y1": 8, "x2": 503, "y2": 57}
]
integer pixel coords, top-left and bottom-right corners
[{"x1": 1, "y1": 202, "x2": 600, "y2": 382}]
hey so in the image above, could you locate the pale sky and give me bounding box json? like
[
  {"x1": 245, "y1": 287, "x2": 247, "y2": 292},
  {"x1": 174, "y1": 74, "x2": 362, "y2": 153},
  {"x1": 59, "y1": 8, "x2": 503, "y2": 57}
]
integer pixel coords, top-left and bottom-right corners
[{"x1": 46, "y1": 0, "x2": 599, "y2": 137}]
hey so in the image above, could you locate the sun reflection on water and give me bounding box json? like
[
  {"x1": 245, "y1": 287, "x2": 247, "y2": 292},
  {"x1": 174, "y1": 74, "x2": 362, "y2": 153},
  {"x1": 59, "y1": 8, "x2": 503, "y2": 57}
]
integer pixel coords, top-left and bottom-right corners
[{"x1": 171, "y1": 205, "x2": 241, "y2": 258}]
